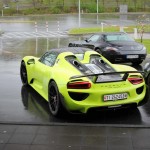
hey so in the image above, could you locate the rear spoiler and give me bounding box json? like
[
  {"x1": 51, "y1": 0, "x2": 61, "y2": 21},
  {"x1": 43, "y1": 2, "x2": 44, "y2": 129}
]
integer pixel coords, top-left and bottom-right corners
[{"x1": 70, "y1": 71, "x2": 144, "y2": 82}]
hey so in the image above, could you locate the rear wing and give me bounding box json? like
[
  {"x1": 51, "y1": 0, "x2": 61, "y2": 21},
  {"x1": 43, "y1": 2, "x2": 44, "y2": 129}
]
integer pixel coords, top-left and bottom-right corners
[{"x1": 70, "y1": 71, "x2": 144, "y2": 83}]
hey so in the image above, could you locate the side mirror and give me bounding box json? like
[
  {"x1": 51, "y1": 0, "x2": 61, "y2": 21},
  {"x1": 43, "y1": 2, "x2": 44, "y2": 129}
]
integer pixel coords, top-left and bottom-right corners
[
  {"x1": 27, "y1": 59, "x2": 35, "y2": 65},
  {"x1": 85, "y1": 38, "x2": 88, "y2": 42}
]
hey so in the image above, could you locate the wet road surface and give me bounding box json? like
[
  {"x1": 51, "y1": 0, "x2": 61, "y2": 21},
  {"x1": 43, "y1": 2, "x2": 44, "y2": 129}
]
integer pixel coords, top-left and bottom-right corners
[{"x1": 0, "y1": 37, "x2": 150, "y2": 127}]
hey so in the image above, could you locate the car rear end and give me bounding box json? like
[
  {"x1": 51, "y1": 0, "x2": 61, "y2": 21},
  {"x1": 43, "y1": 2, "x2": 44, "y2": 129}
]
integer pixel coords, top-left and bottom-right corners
[{"x1": 62, "y1": 59, "x2": 147, "y2": 113}]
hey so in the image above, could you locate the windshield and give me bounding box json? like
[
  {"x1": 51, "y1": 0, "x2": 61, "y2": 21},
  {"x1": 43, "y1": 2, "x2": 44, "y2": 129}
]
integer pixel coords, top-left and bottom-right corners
[
  {"x1": 105, "y1": 34, "x2": 135, "y2": 42},
  {"x1": 88, "y1": 35, "x2": 101, "y2": 42}
]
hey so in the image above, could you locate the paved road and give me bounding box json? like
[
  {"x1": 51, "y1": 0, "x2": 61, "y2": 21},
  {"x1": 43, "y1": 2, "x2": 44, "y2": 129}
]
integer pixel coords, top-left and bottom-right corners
[{"x1": 0, "y1": 31, "x2": 69, "y2": 39}]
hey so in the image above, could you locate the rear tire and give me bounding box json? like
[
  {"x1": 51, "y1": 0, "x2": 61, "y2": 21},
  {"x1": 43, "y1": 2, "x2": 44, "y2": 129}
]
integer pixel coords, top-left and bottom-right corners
[
  {"x1": 132, "y1": 60, "x2": 143, "y2": 65},
  {"x1": 20, "y1": 61, "x2": 28, "y2": 85},
  {"x1": 48, "y1": 81, "x2": 65, "y2": 117},
  {"x1": 146, "y1": 74, "x2": 150, "y2": 86}
]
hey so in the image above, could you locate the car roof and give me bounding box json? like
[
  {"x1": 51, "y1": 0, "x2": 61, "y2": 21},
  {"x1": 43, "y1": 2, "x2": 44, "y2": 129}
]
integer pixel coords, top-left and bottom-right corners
[{"x1": 49, "y1": 47, "x2": 93, "y2": 54}]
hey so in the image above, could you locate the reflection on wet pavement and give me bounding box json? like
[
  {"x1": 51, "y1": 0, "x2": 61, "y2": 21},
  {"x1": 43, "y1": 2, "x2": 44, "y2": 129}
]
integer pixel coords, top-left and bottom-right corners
[{"x1": 20, "y1": 85, "x2": 150, "y2": 126}]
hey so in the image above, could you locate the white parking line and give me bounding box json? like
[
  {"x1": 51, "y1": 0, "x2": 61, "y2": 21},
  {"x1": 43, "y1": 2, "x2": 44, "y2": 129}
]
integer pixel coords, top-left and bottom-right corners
[
  {"x1": 1, "y1": 31, "x2": 68, "y2": 39},
  {"x1": 12, "y1": 32, "x2": 30, "y2": 38}
]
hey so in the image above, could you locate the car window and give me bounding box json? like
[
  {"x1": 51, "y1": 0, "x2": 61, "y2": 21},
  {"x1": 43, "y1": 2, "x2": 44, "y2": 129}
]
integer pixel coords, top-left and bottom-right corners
[
  {"x1": 88, "y1": 35, "x2": 100, "y2": 42},
  {"x1": 105, "y1": 34, "x2": 134, "y2": 42},
  {"x1": 39, "y1": 52, "x2": 57, "y2": 66}
]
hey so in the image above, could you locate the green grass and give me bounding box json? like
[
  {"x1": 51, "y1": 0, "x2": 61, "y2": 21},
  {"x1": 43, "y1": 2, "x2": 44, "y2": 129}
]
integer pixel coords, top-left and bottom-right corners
[
  {"x1": 69, "y1": 27, "x2": 102, "y2": 35},
  {"x1": 68, "y1": 25, "x2": 150, "y2": 35},
  {"x1": 136, "y1": 39, "x2": 150, "y2": 54}
]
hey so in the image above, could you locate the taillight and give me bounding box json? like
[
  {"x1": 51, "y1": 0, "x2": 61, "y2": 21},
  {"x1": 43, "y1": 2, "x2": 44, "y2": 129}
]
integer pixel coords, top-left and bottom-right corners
[
  {"x1": 67, "y1": 81, "x2": 91, "y2": 89},
  {"x1": 128, "y1": 77, "x2": 143, "y2": 85}
]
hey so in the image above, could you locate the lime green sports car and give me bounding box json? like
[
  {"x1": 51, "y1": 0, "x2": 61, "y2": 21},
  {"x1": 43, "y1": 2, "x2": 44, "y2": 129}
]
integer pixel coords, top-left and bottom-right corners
[{"x1": 20, "y1": 47, "x2": 148, "y2": 117}]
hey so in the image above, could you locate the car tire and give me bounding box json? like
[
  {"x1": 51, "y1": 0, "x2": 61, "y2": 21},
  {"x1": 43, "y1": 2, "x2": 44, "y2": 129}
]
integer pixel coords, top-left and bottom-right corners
[
  {"x1": 146, "y1": 74, "x2": 150, "y2": 86},
  {"x1": 48, "y1": 81, "x2": 65, "y2": 117},
  {"x1": 20, "y1": 61, "x2": 28, "y2": 85},
  {"x1": 21, "y1": 85, "x2": 29, "y2": 109},
  {"x1": 132, "y1": 60, "x2": 143, "y2": 65}
]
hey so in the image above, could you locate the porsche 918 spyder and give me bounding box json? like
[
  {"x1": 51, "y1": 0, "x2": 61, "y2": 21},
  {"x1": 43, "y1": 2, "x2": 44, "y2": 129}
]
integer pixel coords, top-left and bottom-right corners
[{"x1": 20, "y1": 47, "x2": 148, "y2": 117}]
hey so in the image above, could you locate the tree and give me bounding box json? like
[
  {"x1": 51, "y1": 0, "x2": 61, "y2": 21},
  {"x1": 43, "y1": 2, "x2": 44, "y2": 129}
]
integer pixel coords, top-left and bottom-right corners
[
  {"x1": 31, "y1": 0, "x2": 37, "y2": 8},
  {"x1": 115, "y1": 0, "x2": 119, "y2": 8},
  {"x1": 31, "y1": 0, "x2": 43, "y2": 8},
  {"x1": 133, "y1": 0, "x2": 137, "y2": 11},
  {"x1": 62, "y1": 0, "x2": 64, "y2": 7},
  {"x1": 102, "y1": 0, "x2": 105, "y2": 10},
  {"x1": 136, "y1": 14, "x2": 150, "y2": 43}
]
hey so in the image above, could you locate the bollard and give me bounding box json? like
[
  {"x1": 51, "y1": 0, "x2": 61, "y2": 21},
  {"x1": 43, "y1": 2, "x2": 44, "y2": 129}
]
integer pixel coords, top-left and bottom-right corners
[
  {"x1": 57, "y1": 21, "x2": 60, "y2": 32},
  {"x1": 2, "y1": 10, "x2": 3, "y2": 17},
  {"x1": 35, "y1": 22, "x2": 37, "y2": 32},
  {"x1": 120, "y1": 26, "x2": 124, "y2": 32},
  {"x1": 134, "y1": 28, "x2": 138, "y2": 39},
  {"x1": 46, "y1": 21, "x2": 48, "y2": 32},
  {"x1": 101, "y1": 22, "x2": 104, "y2": 32}
]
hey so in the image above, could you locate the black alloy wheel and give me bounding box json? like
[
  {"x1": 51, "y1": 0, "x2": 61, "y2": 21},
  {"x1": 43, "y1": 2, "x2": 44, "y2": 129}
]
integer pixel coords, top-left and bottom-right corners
[
  {"x1": 147, "y1": 74, "x2": 150, "y2": 86},
  {"x1": 48, "y1": 81, "x2": 64, "y2": 117},
  {"x1": 132, "y1": 60, "x2": 143, "y2": 66}
]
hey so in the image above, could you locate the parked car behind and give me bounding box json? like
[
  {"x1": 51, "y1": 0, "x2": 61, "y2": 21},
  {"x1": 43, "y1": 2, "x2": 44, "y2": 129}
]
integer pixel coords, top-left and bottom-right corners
[{"x1": 68, "y1": 32, "x2": 147, "y2": 65}]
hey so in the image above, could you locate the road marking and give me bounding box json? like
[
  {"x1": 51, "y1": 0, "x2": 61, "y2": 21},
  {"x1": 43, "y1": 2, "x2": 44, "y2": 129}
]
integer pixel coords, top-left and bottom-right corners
[{"x1": 1, "y1": 31, "x2": 69, "y2": 39}]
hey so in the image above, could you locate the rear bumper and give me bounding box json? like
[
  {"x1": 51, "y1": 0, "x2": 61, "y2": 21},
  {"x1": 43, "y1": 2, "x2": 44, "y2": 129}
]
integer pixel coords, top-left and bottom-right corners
[
  {"x1": 87, "y1": 103, "x2": 137, "y2": 113},
  {"x1": 62, "y1": 83, "x2": 147, "y2": 114},
  {"x1": 103, "y1": 53, "x2": 146, "y2": 64}
]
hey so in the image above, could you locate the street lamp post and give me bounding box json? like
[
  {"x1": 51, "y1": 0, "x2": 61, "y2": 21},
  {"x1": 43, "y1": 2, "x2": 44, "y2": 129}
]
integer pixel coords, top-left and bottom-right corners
[
  {"x1": 96, "y1": 0, "x2": 99, "y2": 24},
  {"x1": 78, "y1": 0, "x2": 81, "y2": 28},
  {"x1": 16, "y1": 2, "x2": 18, "y2": 14},
  {"x1": 97, "y1": 0, "x2": 99, "y2": 14},
  {"x1": 15, "y1": 0, "x2": 19, "y2": 14},
  {"x1": 1, "y1": 9, "x2": 3, "y2": 17}
]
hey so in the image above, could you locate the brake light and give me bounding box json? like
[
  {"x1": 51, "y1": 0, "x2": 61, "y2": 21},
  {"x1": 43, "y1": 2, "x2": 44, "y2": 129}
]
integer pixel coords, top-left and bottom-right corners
[
  {"x1": 128, "y1": 77, "x2": 143, "y2": 85},
  {"x1": 67, "y1": 81, "x2": 91, "y2": 89}
]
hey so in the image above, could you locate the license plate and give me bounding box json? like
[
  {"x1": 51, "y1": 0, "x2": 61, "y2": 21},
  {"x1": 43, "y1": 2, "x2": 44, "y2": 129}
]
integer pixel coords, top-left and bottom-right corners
[
  {"x1": 127, "y1": 55, "x2": 139, "y2": 58},
  {"x1": 104, "y1": 93, "x2": 128, "y2": 101}
]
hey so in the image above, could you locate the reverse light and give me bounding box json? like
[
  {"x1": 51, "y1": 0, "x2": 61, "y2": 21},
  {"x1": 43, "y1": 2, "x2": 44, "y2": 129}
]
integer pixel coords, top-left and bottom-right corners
[
  {"x1": 67, "y1": 81, "x2": 91, "y2": 89},
  {"x1": 128, "y1": 77, "x2": 143, "y2": 85}
]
